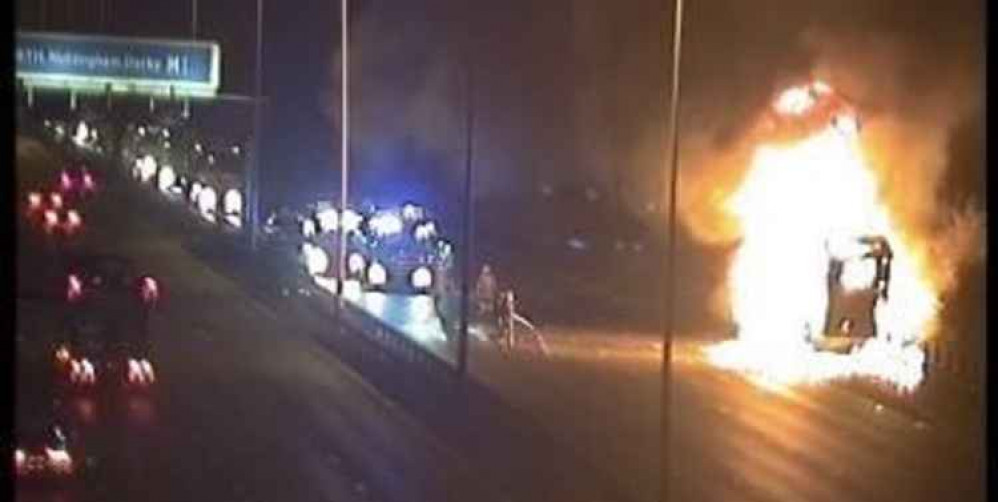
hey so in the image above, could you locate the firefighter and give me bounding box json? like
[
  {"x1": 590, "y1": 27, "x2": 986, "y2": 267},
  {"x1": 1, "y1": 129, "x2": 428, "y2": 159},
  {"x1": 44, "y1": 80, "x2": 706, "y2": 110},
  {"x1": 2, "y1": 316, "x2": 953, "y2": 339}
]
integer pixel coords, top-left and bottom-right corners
[
  {"x1": 433, "y1": 262, "x2": 459, "y2": 340},
  {"x1": 475, "y1": 264, "x2": 498, "y2": 321},
  {"x1": 497, "y1": 290, "x2": 517, "y2": 353}
]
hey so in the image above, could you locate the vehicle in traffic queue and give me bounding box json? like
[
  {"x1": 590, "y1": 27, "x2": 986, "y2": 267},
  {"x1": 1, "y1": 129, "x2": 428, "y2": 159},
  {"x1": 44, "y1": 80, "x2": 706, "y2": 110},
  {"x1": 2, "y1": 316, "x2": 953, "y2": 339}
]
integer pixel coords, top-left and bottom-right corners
[
  {"x1": 354, "y1": 209, "x2": 444, "y2": 295},
  {"x1": 810, "y1": 234, "x2": 893, "y2": 353},
  {"x1": 14, "y1": 405, "x2": 83, "y2": 485},
  {"x1": 56, "y1": 254, "x2": 160, "y2": 391}
]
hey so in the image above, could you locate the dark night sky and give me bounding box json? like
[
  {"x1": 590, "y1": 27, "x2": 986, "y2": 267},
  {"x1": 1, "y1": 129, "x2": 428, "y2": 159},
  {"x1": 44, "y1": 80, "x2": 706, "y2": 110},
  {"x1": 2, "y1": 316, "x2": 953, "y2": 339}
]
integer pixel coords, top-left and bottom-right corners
[{"x1": 15, "y1": 0, "x2": 984, "y2": 221}]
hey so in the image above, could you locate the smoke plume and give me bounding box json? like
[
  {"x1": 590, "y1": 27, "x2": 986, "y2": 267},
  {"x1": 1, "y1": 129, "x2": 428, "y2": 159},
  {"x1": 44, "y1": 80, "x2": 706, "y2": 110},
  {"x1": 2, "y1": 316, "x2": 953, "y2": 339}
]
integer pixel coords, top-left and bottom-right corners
[{"x1": 671, "y1": 0, "x2": 984, "y2": 317}]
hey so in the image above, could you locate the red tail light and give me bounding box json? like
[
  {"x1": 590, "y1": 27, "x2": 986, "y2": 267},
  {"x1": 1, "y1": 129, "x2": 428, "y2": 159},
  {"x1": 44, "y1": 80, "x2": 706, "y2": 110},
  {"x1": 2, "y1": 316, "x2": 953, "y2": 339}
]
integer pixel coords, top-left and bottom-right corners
[
  {"x1": 140, "y1": 277, "x2": 159, "y2": 303},
  {"x1": 67, "y1": 274, "x2": 83, "y2": 301},
  {"x1": 142, "y1": 360, "x2": 156, "y2": 383},
  {"x1": 74, "y1": 359, "x2": 96, "y2": 385},
  {"x1": 83, "y1": 173, "x2": 96, "y2": 190},
  {"x1": 45, "y1": 448, "x2": 73, "y2": 474},
  {"x1": 27, "y1": 192, "x2": 42, "y2": 210},
  {"x1": 50, "y1": 193, "x2": 63, "y2": 209},
  {"x1": 44, "y1": 210, "x2": 59, "y2": 230},
  {"x1": 60, "y1": 171, "x2": 73, "y2": 191},
  {"x1": 127, "y1": 358, "x2": 156, "y2": 386},
  {"x1": 127, "y1": 359, "x2": 141, "y2": 384},
  {"x1": 66, "y1": 210, "x2": 82, "y2": 230},
  {"x1": 55, "y1": 345, "x2": 71, "y2": 364}
]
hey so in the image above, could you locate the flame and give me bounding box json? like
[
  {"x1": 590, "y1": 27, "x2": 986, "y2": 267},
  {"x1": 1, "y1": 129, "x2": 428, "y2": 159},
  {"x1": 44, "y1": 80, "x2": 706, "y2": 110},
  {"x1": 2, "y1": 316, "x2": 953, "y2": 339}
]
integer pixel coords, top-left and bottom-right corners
[{"x1": 705, "y1": 82, "x2": 938, "y2": 391}]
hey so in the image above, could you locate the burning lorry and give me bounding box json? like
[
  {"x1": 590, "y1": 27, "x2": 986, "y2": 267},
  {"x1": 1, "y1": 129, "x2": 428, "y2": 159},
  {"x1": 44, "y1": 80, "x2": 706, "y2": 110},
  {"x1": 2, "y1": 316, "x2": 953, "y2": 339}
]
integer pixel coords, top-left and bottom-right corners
[
  {"x1": 813, "y1": 235, "x2": 894, "y2": 353},
  {"x1": 708, "y1": 80, "x2": 934, "y2": 390}
]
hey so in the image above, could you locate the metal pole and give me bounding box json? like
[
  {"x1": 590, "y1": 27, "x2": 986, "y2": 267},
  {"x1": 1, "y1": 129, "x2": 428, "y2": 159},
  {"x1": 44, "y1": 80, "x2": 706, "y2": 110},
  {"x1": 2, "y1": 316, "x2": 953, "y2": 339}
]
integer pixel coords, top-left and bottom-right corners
[
  {"x1": 337, "y1": 0, "x2": 350, "y2": 302},
  {"x1": 106, "y1": 0, "x2": 113, "y2": 32},
  {"x1": 661, "y1": 0, "x2": 684, "y2": 501},
  {"x1": 192, "y1": 0, "x2": 199, "y2": 39},
  {"x1": 186, "y1": 0, "x2": 198, "y2": 120},
  {"x1": 457, "y1": 7, "x2": 476, "y2": 376},
  {"x1": 249, "y1": 0, "x2": 263, "y2": 250}
]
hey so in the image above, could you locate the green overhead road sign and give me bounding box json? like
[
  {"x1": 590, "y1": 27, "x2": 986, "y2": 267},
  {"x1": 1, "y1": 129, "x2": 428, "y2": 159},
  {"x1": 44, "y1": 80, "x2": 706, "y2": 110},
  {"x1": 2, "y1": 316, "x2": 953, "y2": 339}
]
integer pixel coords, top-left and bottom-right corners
[{"x1": 16, "y1": 31, "x2": 221, "y2": 98}]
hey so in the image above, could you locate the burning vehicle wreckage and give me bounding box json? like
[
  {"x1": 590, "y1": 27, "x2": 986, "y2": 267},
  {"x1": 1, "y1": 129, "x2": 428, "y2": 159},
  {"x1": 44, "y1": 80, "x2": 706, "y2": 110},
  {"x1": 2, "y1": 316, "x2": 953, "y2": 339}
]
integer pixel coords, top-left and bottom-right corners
[{"x1": 706, "y1": 81, "x2": 934, "y2": 392}]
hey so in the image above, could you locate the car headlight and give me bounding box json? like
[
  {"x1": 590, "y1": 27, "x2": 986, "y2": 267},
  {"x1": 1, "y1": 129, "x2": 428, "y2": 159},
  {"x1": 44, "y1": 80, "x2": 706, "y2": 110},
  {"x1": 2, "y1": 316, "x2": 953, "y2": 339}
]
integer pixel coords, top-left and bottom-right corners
[
  {"x1": 411, "y1": 266, "x2": 433, "y2": 290},
  {"x1": 347, "y1": 253, "x2": 366, "y2": 275},
  {"x1": 302, "y1": 244, "x2": 329, "y2": 276},
  {"x1": 190, "y1": 182, "x2": 203, "y2": 202},
  {"x1": 370, "y1": 213, "x2": 403, "y2": 236},
  {"x1": 157, "y1": 166, "x2": 176, "y2": 193},
  {"x1": 402, "y1": 203, "x2": 422, "y2": 221},
  {"x1": 341, "y1": 210, "x2": 363, "y2": 233},
  {"x1": 45, "y1": 447, "x2": 73, "y2": 474},
  {"x1": 368, "y1": 262, "x2": 388, "y2": 286},
  {"x1": 301, "y1": 218, "x2": 317, "y2": 239},
  {"x1": 223, "y1": 189, "x2": 243, "y2": 216},
  {"x1": 197, "y1": 187, "x2": 218, "y2": 217},
  {"x1": 316, "y1": 208, "x2": 339, "y2": 233}
]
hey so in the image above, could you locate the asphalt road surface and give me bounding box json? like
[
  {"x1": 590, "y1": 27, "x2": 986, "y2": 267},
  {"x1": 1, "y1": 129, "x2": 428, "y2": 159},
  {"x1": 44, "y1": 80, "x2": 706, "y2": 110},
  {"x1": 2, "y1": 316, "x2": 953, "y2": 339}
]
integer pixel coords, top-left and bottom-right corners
[
  {"x1": 284, "y1": 241, "x2": 986, "y2": 501},
  {"x1": 15, "y1": 139, "x2": 501, "y2": 502},
  {"x1": 338, "y1": 288, "x2": 983, "y2": 502},
  {"x1": 17, "y1": 135, "x2": 984, "y2": 502},
  {"x1": 469, "y1": 329, "x2": 983, "y2": 502},
  {"x1": 269, "y1": 254, "x2": 985, "y2": 502}
]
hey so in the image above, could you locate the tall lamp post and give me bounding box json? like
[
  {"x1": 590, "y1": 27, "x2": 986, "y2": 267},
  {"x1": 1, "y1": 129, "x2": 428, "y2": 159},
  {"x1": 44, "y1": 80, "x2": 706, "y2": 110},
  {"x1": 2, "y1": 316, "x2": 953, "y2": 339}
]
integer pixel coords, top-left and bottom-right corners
[
  {"x1": 249, "y1": 0, "x2": 263, "y2": 250},
  {"x1": 337, "y1": 0, "x2": 350, "y2": 304},
  {"x1": 661, "y1": 0, "x2": 685, "y2": 500},
  {"x1": 457, "y1": 2, "x2": 476, "y2": 376},
  {"x1": 192, "y1": 0, "x2": 199, "y2": 38}
]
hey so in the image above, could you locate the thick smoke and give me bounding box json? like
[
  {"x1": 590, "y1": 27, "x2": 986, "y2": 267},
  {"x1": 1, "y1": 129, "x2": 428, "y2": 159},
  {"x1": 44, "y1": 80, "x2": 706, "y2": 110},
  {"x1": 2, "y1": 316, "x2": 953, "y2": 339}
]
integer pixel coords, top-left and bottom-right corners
[
  {"x1": 324, "y1": 0, "x2": 466, "y2": 213},
  {"x1": 669, "y1": 0, "x2": 984, "y2": 320},
  {"x1": 325, "y1": 0, "x2": 982, "y2": 329}
]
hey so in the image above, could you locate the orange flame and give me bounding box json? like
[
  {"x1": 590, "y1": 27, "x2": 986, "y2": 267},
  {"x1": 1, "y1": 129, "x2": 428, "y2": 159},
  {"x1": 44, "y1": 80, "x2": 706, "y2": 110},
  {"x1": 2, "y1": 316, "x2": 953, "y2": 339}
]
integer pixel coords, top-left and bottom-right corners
[{"x1": 705, "y1": 81, "x2": 938, "y2": 391}]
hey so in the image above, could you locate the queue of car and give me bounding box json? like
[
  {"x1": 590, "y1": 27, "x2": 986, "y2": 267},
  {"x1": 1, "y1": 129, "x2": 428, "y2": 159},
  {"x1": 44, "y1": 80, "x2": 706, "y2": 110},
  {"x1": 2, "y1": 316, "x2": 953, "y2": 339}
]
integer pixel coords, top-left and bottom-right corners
[{"x1": 16, "y1": 130, "x2": 162, "y2": 489}]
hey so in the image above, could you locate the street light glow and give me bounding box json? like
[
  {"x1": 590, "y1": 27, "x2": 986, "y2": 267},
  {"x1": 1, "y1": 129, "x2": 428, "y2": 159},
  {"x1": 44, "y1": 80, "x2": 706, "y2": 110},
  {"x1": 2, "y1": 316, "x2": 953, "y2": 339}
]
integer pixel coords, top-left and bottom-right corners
[
  {"x1": 348, "y1": 252, "x2": 366, "y2": 275},
  {"x1": 190, "y1": 182, "x2": 203, "y2": 203},
  {"x1": 73, "y1": 121, "x2": 90, "y2": 146},
  {"x1": 411, "y1": 266, "x2": 433, "y2": 289},
  {"x1": 302, "y1": 243, "x2": 330, "y2": 275},
  {"x1": 341, "y1": 209, "x2": 362, "y2": 233},
  {"x1": 157, "y1": 166, "x2": 177, "y2": 192},
  {"x1": 137, "y1": 155, "x2": 158, "y2": 183},
  {"x1": 368, "y1": 261, "x2": 388, "y2": 286},
  {"x1": 301, "y1": 218, "x2": 317, "y2": 238},
  {"x1": 402, "y1": 203, "x2": 423, "y2": 220},
  {"x1": 223, "y1": 189, "x2": 243, "y2": 215},
  {"x1": 316, "y1": 208, "x2": 339, "y2": 233},
  {"x1": 370, "y1": 212, "x2": 403, "y2": 236},
  {"x1": 197, "y1": 186, "x2": 218, "y2": 219}
]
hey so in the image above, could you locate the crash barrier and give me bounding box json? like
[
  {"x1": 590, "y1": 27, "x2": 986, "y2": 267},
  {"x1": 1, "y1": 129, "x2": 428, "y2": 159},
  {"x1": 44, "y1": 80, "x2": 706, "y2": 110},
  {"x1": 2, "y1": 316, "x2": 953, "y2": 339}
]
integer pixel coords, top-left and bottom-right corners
[
  {"x1": 306, "y1": 300, "x2": 634, "y2": 502},
  {"x1": 63, "y1": 134, "x2": 633, "y2": 500},
  {"x1": 91, "y1": 135, "x2": 456, "y2": 379},
  {"x1": 313, "y1": 294, "x2": 457, "y2": 383}
]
